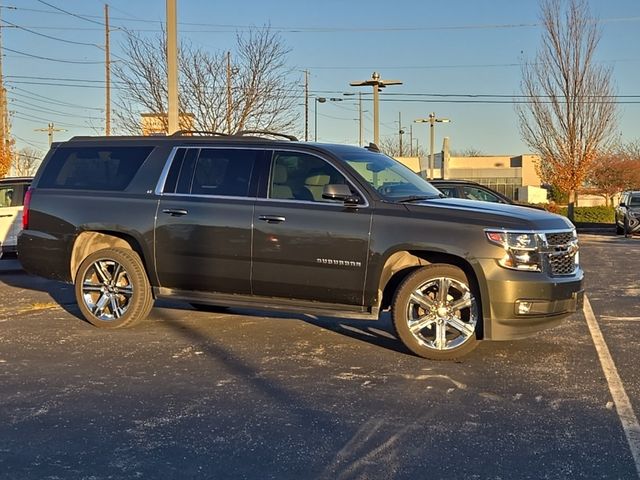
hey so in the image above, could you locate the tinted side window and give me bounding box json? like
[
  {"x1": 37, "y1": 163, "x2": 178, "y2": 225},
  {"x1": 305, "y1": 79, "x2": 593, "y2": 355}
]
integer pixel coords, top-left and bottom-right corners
[
  {"x1": 463, "y1": 186, "x2": 501, "y2": 203},
  {"x1": 0, "y1": 184, "x2": 28, "y2": 207},
  {"x1": 39, "y1": 146, "x2": 153, "y2": 190},
  {"x1": 269, "y1": 151, "x2": 348, "y2": 202},
  {"x1": 170, "y1": 148, "x2": 257, "y2": 197},
  {"x1": 436, "y1": 186, "x2": 457, "y2": 198},
  {"x1": 0, "y1": 185, "x2": 19, "y2": 207}
]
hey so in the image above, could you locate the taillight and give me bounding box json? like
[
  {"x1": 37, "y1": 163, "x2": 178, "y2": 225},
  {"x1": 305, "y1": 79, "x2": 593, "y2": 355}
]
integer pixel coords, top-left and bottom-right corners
[{"x1": 22, "y1": 187, "x2": 32, "y2": 230}]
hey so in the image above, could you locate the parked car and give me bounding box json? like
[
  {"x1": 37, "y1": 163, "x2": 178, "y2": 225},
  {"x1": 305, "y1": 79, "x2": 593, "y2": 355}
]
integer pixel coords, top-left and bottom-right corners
[
  {"x1": 615, "y1": 190, "x2": 640, "y2": 236},
  {"x1": 18, "y1": 132, "x2": 583, "y2": 360},
  {"x1": 429, "y1": 179, "x2": 514, "y2": 204},
  {"x1": 0, "y1": 176, "x2": 32, "y2": 257}
]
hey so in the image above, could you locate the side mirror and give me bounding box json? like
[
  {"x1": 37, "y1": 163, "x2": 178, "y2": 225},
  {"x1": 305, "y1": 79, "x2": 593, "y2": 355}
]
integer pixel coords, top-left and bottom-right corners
[
  {"x1": 620, "y1": 202, "x2": 626, "y2": 207},
  {"x1": 322, "y1": 184, "x2": 361, "y2": 206}
]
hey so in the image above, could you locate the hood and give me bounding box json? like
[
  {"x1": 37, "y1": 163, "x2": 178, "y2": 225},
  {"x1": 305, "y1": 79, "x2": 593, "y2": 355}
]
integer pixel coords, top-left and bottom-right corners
[{"x1": 404, "y1": 197, "x2": 574, "y2": 231}]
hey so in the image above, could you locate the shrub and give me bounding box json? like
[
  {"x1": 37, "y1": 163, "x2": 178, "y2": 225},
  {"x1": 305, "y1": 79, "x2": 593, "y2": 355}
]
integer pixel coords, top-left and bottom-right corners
[{"x1": 556, "y1": 206, "x2": 614, "y2": 223}]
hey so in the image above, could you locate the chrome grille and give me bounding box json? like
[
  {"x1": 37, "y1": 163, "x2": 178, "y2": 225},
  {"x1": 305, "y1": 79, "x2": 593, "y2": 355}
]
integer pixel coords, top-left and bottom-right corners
[
  {"x1": 546, "y1": 232, "x2": 574, "y2": 246},
  {"x1": 543, "y1": 230, "x2": 578, "y2": 276}
]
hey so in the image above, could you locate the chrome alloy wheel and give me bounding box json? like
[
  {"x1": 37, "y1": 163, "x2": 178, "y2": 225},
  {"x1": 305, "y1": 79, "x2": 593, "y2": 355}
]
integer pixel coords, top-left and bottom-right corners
[
  {"x1": 405, "y1": 276, "x2": 478, "y2": 351},
  {"x1": 81, "y1": 258, "x2": 134, "y2": 321}
]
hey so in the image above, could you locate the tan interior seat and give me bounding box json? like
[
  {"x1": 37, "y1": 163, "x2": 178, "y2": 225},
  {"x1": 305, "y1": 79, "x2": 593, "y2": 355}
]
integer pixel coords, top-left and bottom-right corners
[
  {"x1": 271, "y1": 164, "x2": 293, "y2": 199},
  {"x1": 304, "y1": 173, "x2": 331, "y2": 201}
]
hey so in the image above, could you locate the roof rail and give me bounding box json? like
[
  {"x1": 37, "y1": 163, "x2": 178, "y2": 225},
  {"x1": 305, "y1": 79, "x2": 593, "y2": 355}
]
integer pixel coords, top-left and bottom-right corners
[
  {"x1": 169, "y1": 130, "x2": 229, "y2": 137},
  {"x1": 235, "y1": 130, "x2": 298, "y2": 141}
]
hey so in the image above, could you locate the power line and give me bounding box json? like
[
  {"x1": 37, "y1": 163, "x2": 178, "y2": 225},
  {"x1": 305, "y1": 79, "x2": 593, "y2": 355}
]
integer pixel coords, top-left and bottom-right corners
[
  {"x1": 10, "y1": 89, "x2": 104, "y2": 111},
  {"x1": 5, "y1": 80, "x2": 120, "y2": 90},
  {"x1": 0, "y1": 19, "x2": 100, "y2": 46},
  {"x1": 11, "y1": 98, "x2": 104, "y2": 120},
  {"x1": 36, "y1": 0, "x2": 104, "y2": 26},
  {"x1": 13, "y1": 133, "x2": 47, "y2": 149},
  {"x1": 4, "y1": 46, "x2": 102, "y2": 64},
  {"x1": 6, "y1": 75, "x2": 123, "y2": 85},
  {"x1": 13, "y1": 111, "x2": 88, "y2": 129}
]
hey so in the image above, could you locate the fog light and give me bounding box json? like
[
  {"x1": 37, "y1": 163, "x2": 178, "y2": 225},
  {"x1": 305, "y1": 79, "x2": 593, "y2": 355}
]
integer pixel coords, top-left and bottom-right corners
[{"x1": 517, "y1": 301, "x2": 533, "y2": 315}]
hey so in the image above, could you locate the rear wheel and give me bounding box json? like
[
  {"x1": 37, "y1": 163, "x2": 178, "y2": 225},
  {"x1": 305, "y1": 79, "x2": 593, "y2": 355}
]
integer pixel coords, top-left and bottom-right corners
[
  {"x1": 74, "y1": 248, "x2": 153, "y2": 328},
  {"x1": 392, "y1": 264, "x2": 480, "y2": 360}
]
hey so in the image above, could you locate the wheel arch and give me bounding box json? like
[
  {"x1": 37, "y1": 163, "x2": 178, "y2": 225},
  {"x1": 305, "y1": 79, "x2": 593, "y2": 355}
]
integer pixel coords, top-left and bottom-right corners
[
  {"x1": 378, "y1": 250, "x2": 485, "y2": 339},
  {"x1": 71, "y1": 231, "x2": 148, "y2": 283}
]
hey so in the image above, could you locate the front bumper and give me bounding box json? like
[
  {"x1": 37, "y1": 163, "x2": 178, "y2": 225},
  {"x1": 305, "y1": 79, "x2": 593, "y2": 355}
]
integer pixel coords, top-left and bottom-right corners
[{"x1": 478, "y1": 258, "x2": 584, "y2": 340}]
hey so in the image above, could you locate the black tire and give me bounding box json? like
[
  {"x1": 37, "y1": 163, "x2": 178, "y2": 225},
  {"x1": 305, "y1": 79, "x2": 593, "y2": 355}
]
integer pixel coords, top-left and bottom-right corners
[
  {"x1": 624, "y1": 215, "x2": 631, "y2": 237},
  {"x1": 74, "y1": 247, "x2": 153, "y2": 328},
  {"x1": 616, "y1": 223, "x2": 624, "y2": 235},
  {"x1": 392, "y1": 264, "x2": 480, "y2": 360}
]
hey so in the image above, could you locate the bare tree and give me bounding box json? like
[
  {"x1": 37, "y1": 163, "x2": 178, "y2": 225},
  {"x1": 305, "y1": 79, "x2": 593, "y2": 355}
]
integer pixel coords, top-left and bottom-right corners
[
  {"x1": 450, "y1": 147, "x2": 484, "y2": 157},
  {"x1": 12, "y1": 147, "x2": 42, "y2": 177},
  {"x1": 516, "y1": 0, "x2": 617, "y2": 219},
  {"x1": 113, "y1": 26, "x2": 299, "y2": 136},
  {"x1": 379, "y1": 136, "x2": 426, "y2": 158}
]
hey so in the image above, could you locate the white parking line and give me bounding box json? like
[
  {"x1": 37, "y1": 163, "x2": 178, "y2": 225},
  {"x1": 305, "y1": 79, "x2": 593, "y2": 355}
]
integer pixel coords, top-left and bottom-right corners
[{"x1": 584, "y1": 295, "x2": 640, "y2": 478}]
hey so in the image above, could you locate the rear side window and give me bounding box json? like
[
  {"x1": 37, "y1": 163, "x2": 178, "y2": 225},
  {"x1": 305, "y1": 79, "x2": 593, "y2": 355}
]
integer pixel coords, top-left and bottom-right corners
[
  {"x1": 163, "y1": 148, "x2": 258, "y2": 197},
  {"x1": 38, "y1": 146, "x2": 153, "y2": 190},
  {"x1": 0, "y1": 183, "x2": 27, "y2": 207}
]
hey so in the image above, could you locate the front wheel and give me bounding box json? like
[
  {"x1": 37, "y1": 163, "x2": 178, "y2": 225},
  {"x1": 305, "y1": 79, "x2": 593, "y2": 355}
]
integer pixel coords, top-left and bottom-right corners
[
  {"x1": 74, "y1": 248, "x2": 153, "y2": 328},
  {"x1": 392, "y1": 264, "x2": 480, "y2": 360}
]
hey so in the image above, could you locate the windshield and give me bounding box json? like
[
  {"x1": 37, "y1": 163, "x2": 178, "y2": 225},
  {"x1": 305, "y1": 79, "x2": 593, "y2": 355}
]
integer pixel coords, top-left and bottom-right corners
[
  {"x1": 629, "y1": 195, "x2": 640, "y2": 207},
  {"x1": 339, "y1": 149, "x2": 441, "y2": 201}
]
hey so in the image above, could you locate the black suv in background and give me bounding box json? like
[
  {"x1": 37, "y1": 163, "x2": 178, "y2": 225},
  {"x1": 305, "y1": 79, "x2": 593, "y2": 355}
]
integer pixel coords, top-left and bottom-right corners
[
  {"x1": 615, "y1": 190, "x2": 640, "y2": 236},
  {"x1": 18, "y1": 132, "x2": 583, "y2": 360},
  {"x1": 429, "y1": 179, "x2": 513, "y2": 204}
]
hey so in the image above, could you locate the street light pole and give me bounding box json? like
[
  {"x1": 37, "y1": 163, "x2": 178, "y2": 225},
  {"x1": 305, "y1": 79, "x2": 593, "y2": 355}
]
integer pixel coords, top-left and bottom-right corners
[
  {"x1": 166, "y1": 0, "x2": 179, "y2": 134},
  {"x1": 350, "y1": 72, "x2": 402, "y2": 146},
  {"x1": 314, "y1": 97, "x2": 345, "y2": 141},
  {"x1": 314, "y1": 97, "x2": 326, "y2": 141},
  {"x1": 415, "y1": 113, "x2": 450, "y2": 179}
]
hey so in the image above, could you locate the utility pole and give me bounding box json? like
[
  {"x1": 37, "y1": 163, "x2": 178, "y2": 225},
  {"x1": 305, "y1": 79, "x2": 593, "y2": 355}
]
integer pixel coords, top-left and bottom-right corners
[
  {"x1": 35, "y1": 123, "x2": 66, "y2": 147},
  {"x1": 358, "y1": 92, "x2": 363, "y2": 147},
  {"x1": 104, "y1": 4, "x2": 111, "y2": 136},
  {"x1": 304, "y1": 70, "x2": 309, "y2": 141},
  {"x1": 409, "y1": 125, "x2": 413, "y2": 156},
  {"x1": 398, "y1": 112, "x2": 404, "y2": 157},
  {"x1": 226, "y1": 51, "x2": 232, "y2": 134},
  {"x1": 166, "y1": 0, "x2": 179, "y2": 134},
  {"x1": 415, "y1": 112, "x2": 450, "y2": 180},
  {"x1": 350, "y1": 72, "x2": 402, "y2": 146}
]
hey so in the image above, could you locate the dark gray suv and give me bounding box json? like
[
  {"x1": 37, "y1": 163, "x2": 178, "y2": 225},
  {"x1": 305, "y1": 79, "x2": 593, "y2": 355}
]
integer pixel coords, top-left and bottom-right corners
[
  {"x1": 18, "y1": 132, "x2": 584, "y2": 360},
  {"x1": 615, "y1": 191, "x2": 640, "y2": 237}
]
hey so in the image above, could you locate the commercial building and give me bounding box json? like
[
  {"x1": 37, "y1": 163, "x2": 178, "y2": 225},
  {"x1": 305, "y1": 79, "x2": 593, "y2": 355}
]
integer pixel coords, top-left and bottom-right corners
[{"x1": 396, "y1": 138, "x2": 548, "y2": 203}]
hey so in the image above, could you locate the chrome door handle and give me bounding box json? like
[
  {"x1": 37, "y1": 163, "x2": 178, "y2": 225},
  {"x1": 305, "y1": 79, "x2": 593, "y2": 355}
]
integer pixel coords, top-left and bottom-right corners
[
  {"x1": 258, "y1": 215, "x2": 286, "y2": 224},
  {"x1": 162, "y1": 208, "x2": 188, "y2": 217}
]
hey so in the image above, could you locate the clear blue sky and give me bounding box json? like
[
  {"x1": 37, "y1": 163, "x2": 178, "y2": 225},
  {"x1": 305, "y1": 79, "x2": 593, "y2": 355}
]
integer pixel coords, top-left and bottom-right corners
[{"x1": 3, "y1": 0, "x2": 639, "y2": 156}]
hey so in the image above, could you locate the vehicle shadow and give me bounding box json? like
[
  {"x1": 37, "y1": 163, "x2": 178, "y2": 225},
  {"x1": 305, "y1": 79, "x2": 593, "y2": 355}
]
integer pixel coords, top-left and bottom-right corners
[
  {"x1": 157, "y1": 299, "x2": 412, "y2": 357},
  {"x1": 1, "y1": 268, "x2": 410, "y2": 357},
  {"x1": 0, "y1": 269, "x2": 83, "y2": 320}
]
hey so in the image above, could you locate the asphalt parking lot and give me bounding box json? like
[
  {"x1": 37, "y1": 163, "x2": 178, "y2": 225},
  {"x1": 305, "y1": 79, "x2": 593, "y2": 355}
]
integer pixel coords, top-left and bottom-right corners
[{"x1": 0, "y1": 233, "x2": 639, "y2": 480}]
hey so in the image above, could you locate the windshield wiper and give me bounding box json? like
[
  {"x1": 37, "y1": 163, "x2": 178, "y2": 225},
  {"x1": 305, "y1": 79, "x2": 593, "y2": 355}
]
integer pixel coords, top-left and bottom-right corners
[{"x1": 394, "y1": 195, "x2": 437, "y2": 203}]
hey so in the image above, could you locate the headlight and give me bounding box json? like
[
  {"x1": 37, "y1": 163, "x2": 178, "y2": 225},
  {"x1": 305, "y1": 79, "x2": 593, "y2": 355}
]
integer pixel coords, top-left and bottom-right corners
[{"x1": 485, "y1": 230, "x2": 543, "y2": 271}]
